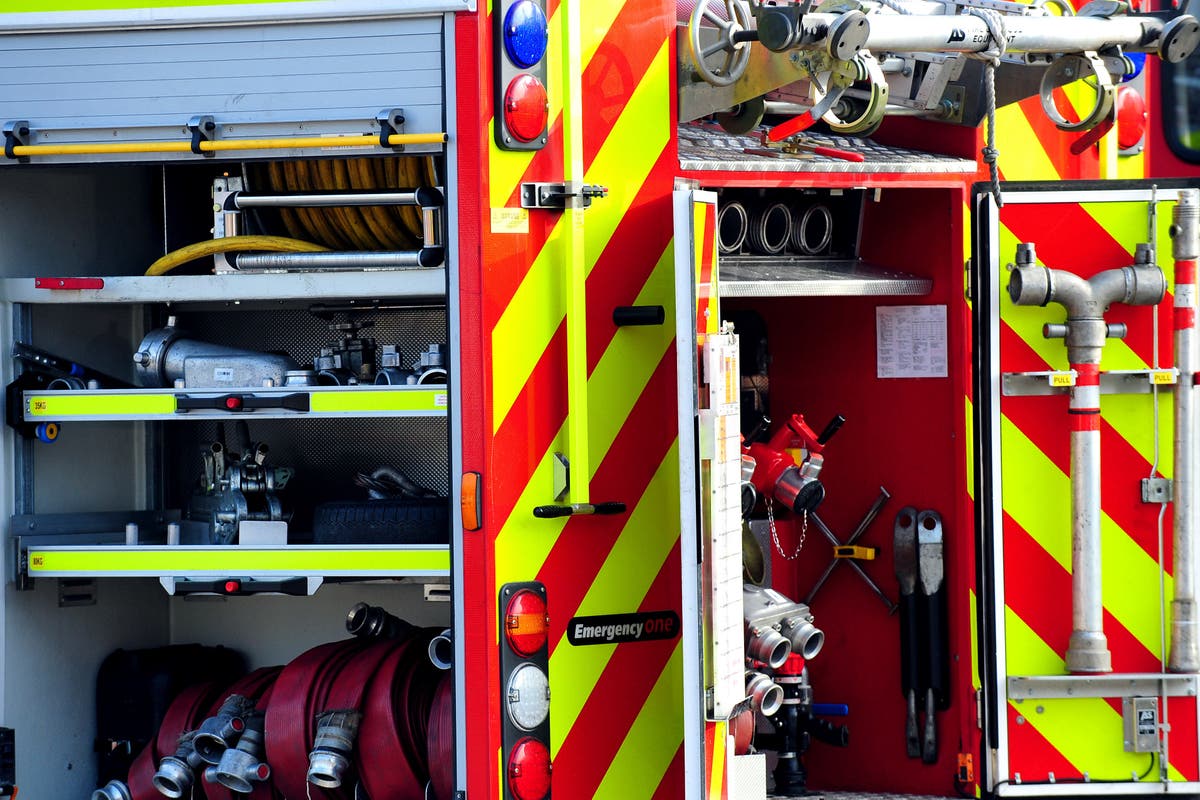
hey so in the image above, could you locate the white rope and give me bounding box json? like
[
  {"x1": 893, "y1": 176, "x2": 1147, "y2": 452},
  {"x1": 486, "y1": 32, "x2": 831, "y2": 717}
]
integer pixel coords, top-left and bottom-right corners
[{"x1": 964, "y1": 7, "x2": 1009, "y2": 207}]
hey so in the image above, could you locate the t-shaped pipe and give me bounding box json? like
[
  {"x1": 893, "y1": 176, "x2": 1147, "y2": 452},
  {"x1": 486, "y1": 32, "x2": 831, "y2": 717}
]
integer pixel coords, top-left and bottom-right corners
[{"x1": 1008, "y1": 242, "x2": 1165, "y2": 673}]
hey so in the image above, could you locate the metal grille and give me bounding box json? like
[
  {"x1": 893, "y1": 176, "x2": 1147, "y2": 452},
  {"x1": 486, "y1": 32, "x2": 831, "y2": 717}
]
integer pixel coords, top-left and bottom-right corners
[{"x1": 678, "y1": 124, "x2": 977, "y2": 174}]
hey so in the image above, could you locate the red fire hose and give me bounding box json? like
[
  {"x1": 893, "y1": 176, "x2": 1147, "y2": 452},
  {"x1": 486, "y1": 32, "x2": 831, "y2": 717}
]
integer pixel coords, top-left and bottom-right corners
[{"x1": 110, "y1": 619, "x2": 454, "y2": 800}]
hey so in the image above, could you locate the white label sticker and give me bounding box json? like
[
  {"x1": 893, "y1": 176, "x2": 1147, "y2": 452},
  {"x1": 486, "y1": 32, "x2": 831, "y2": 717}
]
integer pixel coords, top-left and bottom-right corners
[
  {"x1": 876, "y1": 305, "x2": 948, "y2": 379},
  {"x1": 435, "y1": 393, "x2": 448, "y2": 407},
  {"x1": 213, "y1": 367, "x2": 235, "y2": 382}
]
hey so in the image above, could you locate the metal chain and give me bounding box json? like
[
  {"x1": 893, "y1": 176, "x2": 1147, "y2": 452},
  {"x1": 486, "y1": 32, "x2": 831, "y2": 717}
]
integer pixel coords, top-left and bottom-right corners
[{"x1": 767, "y1": 497, "x2": 807, "y2": 560}]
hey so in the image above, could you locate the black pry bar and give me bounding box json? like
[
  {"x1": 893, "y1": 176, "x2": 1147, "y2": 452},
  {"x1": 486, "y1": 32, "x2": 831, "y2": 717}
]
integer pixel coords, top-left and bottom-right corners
[
  {"x1": 533, "y1": 502, "x2": 626, "y2": 519},
  {"x1": 175, "y1": 393, "x2": 311, "y2": 413}
]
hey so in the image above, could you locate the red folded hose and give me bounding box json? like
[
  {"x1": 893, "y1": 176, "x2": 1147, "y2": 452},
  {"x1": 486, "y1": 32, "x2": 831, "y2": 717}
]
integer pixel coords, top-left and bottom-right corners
[
  {"x1": 426, "y1": 673, "x2": 455, "y2": 800},
  {"x1": 113, "y1": 623, "x2": 451, "y2": 800}
]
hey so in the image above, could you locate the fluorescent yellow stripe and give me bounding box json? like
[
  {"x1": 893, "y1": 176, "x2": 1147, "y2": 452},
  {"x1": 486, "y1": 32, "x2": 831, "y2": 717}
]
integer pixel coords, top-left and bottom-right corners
[
  {"x1": 309, "y1": 389, "x2": 448, "y2": 413},
  {"x1": 1005, "y1": 607, "x2": 1185, "y2": 781},
  {"x1": 966, "y1": 395, "x2": 976, "y2": 501},
  {"x1": 494, "y1": 244, "x2": 675, "y2": 584},
  {"x1": 26, "y1": 393, "x2": 175, "y2": 417},
  {"x1": 27, "y1": 547, "x2": 449, "y2": 575},
  {"x1": 996, "y1": 217, "x2": 1166, "y2": 469},
  {"x1": 1000, "y1": 413, "x2": 1169, "y2": 660},
  {"x1": 709, "y1": 721, "x2": 727, "y2": 798},
  {"x1": 595, "y1": 643, "x2": 685, "y2": 799},
  {"x1": 492, "y1": 40, "x2": 671, "y2": 431},
  {"x1": 994, "y1": 103, "x2": 1062, "y2": 182},
  {"x1": 548, "y1": 441, "x2": 681, "y2": 751},
  {"x1": 970, "y1": 589, "x2": 981, "y2": 690}
]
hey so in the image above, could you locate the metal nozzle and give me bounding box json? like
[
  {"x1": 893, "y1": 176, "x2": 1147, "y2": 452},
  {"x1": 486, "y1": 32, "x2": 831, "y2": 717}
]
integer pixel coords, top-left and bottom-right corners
[
  {"x1": 429, "y1": 629, "x2": 453, "y2": 670},
  {"x1": 746, "y1": 671, "x2": 784, "y2": 717},
  {"x1": 746, "y1": 625, "x2": 791, "y2": 668},
  {"x1": 152, "y1": 755, "x2": 194, "y2": 799},
  {"x1": 214, "y1": 712, "x2": 270, "y2": 793},
  {"x1": 781, "y1": 616, "x2": 825, "y2": 660},
  {"x1": 91, "y1": 781, "x2": 132, "y2": 800},
  {"x1": 193, "y1": 694, "x2": 251, "y2": 764},
  {"x1": 307, "y1": 710, "x2": 362, "y2": 788},
  {"x1": 346, "y1": 602, "x2": 414, "y2": 639}
]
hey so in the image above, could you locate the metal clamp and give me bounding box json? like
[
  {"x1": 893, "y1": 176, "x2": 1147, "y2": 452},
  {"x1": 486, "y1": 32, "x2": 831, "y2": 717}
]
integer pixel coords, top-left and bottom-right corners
[
  {"x1": 3, "y1": 120, "x2": 29, "y2": 161},
  {"x1": 1039, "y1": 51, "x2": 1115, "y2": 132},
  {"x1": 376, "y1": 108, "x2": 406, "y2": 150},
  {"x1": 824, "y1": 52, "x2": 889, "y2": 135},
  {"x1": 188, "y1": 115, "x2": 216, "y2": 156},
  {"x1": 520, "y1": 182, "x2": 609, "y2": 210}
]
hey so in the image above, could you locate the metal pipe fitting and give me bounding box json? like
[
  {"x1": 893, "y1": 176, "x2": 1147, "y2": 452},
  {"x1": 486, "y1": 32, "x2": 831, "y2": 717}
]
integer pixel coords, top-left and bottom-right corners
[
  {"x1": 790, "y1": 204, "x2": 834, "y2": 256},
  {"x1": 429, "y1": 628, "x2": 453, "y2": 670},
  {"x1": 193, "y1": 694, "x2": 252, "y2": 764},
  {"x1": 718, "y1": 202, "x2": 749, "y2": 254},
  {"x1": 1172, "y1": 188, "x2": 1200, "y2": 673},
  {"x1": 214, "y1": 712, "x2": 271, "y2": 793},
  {"x1": 153, "y1": 733, "x2": 206, "y2": 798},
  {"x1": 346, "y1": 602, "x2": 415, "y2": 639},
  {"x1": 307, "y1": 710, "x2": 362, "y2": 788},
  {"x1": 746, "y1": 670, "x2": 784, "y2": 717},
  {"x1": 91, "y1": 781, "x2": 132, "y2": 800},
  {"x1": 1008, "y1": 242, "x2": 1166, "y2": 673},
  {"x1": 780, "y1": 614, "x2": 825, "y2": 660},
  {"x1": 746, "y1": 202, "x2": 792, "y2": 256},
  {"x1": 235, "y1": 248, "x2": 440, "y2": 270},
  {"x1": 746, "y1": 624, "x2": 792, "y2": 668}
]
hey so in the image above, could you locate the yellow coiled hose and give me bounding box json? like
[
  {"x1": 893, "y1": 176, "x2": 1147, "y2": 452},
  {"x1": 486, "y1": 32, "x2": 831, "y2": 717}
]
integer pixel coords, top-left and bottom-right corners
[{"x1": 144, "y1": 235, "x2": 329, "y2": 276}]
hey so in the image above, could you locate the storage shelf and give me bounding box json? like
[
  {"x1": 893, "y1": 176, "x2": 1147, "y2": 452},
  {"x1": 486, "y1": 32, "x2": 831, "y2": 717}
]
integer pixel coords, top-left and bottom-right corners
[
  {"x1": 0, "y1": 269, "x2": 447, "y2": 304},
  {"x1": 720, "y1": 257, "x2": 932, "y2": 298},
  {"x1": 23, "y1": 384, "x2": 448, "y2": 421},
  {"x1": 25, "y1": 544, "x2": 450, "y2": 579}
]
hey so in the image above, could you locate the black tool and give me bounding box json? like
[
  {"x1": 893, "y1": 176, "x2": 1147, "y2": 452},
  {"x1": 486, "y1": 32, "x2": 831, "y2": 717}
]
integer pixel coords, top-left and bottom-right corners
[
  {"x1": 894, "y1": 507, "x2": 922, "y2": 758},
  {"x1": 917, "y1": 509, "x2": 948, "y2": 764},
  {"x1": 12, "y1": 342, "x2": 133, "y2": 388}
]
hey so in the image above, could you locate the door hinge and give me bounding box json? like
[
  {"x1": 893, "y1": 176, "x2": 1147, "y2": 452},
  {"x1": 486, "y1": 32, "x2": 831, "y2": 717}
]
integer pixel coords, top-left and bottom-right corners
[
  {"x1": 976, "y1": 688, "x2": 983, "y2": 729},
  {"x1": 520, "y1": 182, "x2": 608, "y2": 210}
]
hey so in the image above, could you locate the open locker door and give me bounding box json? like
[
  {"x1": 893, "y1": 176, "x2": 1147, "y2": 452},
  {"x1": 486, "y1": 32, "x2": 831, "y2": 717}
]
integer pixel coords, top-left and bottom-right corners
[
  {"x1": 675, "y1": 187, "x2": 751, "y2": 800},
  {"x1": 972, "y1": 180, "x2": 1200, "y2": 796}
]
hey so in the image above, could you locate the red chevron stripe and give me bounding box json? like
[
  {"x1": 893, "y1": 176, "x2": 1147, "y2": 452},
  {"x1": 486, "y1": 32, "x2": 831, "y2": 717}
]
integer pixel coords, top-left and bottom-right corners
[
  {"x1": 1003, "y1": 511, "x2": 1161, "y2": 673},
  {"x1": 552, "y1": 540, "x2": 683, "y2": 798},
  {"x1": 1010, "y1": 94, "x2": 1100, "y2": 181},
  {"x1": 586, "y1": 146, "x2": 677, "y2": 371},
  {"x1": 1007, "y1": 704, "x2": 1081, "y2": 781},
  {"x1": 999, "y1": 322, "x2": 1171, "y2": 568},
  {"x1": 489, "y1": 324, "x2": 567, "y2": 535},
  {"x1": 1168, "y1": 697, "x2": 1200, "y2": 780},
  {"x1": 1000, "y1": 201, "x2": 1172, "y2": 369},
  {"x1": 489, "y1": 152, "x2": 673, "y2": 532},
  {"x1": 652, "y1": 744, "x2": 686, "y2": 800},
  {"x1": 541, "y1": 345, "x2": 678, "y2": 654}
]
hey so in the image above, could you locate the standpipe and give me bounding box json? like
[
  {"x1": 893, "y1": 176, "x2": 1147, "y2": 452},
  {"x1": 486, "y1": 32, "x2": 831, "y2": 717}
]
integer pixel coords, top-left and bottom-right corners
[
  {"x1": 1173, "y1": 189, "x2": 1200, "y2": 673},
  {"x1": 1008, "y1": 242, "x2": 1166, "y2": 673}
]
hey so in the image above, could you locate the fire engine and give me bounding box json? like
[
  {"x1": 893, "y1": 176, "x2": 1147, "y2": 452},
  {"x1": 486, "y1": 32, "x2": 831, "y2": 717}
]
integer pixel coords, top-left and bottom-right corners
[{"x1": 0, "y1": 1, "x2": 1196, "y2": 799}]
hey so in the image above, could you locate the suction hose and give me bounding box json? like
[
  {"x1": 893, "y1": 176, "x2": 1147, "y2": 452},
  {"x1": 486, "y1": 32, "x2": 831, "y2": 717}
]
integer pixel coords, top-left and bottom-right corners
[{"x1": 746, "y1": 202, "x2": 792, "y2": 256}]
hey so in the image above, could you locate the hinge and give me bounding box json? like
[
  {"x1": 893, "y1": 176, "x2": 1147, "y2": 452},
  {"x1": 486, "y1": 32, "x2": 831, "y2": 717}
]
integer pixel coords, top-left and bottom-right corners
[
  {"x1": 520, "y1": 182, "x2": 608, "y2": 210},
  {"x1": 1142, "y1": 477, "x2": 1172, "y2": 504},
  {"x1": 976, "y1": 688, "x2": 983, "y2": 729}
]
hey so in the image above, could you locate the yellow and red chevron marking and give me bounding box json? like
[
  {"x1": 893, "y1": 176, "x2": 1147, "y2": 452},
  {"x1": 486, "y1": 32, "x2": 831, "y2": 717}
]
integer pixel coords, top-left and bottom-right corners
[
  {"x1": 995, "y1": 195, "x2": 1199, "y2": 781},
  {"x1": 477, "y1": 2, "x2": 686, "y2": 798},
  {"x1": 706, "y1": 721, "x2": 729, "y2": 800}
]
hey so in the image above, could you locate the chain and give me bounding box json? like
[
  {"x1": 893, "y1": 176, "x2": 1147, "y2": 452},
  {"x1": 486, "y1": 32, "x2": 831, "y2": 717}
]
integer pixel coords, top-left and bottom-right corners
[{"x1": 767, "y1": 497, "x2": 807, "y2": 560}]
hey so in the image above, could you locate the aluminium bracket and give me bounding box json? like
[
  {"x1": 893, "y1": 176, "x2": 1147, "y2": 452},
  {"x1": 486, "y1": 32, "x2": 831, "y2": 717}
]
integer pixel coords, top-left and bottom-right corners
[
  {"x1": 188, "y1": 115, "x2": 216, "y2": 156},
  {"x1": 3, "y1": 120, "x2": 29, "y2": 162},
  {"x1": 377, "y1": 108, "x2": 406, "y2": 150},
  {"x1": 521, "y1": 182, "x2": 609, "y2": 210}
]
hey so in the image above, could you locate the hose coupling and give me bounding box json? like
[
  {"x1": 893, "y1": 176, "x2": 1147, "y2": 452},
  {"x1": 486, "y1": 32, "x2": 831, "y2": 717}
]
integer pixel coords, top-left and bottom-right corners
[
  {"x1": 746, "y1": 625, "x2": 792, "y2": 669},
  {"x1": 780, "y1": 613, "x2": 825, "y2": 660},
  {"x1": 308, "y1": 710, "x2": 363, "y2": 788},
  {"x1": 91, "y1": 780, "x2": 132, "y2": 800},
  {"x1": 429, "y1": 628, "x2": 453, "y2": 670},
  {"x1": 346, "y1": 602, "x2": 414, "y2": 639},
  {"x1": 214, "y1": 711, "x2": 271, "y2": 793},
  {"x1": 153, "y1": 733, "x2": 205, "y2": 799},
  {"x1": 193, "y1": 693, "x2": 253, "y2": 764},
  {"x1": 746, "y1": 670, "x2": 785, "y2": 717}
]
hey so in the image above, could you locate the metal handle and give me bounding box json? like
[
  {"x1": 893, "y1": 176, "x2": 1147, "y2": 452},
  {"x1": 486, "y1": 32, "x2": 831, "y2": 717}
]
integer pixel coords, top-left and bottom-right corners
[
  {"x1": 533, "y1": 502, "x2": 627, "y2": 519},
  {"x1": 175, "y1": 393, "x2": 311, "y2": 413}
]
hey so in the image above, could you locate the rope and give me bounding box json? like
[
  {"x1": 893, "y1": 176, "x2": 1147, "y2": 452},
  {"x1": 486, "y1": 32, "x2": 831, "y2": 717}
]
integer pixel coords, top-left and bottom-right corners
[{"x1": 964, "y1": 7, "x2": 1009, "y2": 208}]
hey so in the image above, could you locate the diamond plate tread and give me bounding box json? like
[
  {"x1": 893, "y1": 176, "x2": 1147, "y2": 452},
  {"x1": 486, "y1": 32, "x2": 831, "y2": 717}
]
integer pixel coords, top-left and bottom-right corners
[{"x1": 678, "y1": 123, "x2": 977, "y2": 174}]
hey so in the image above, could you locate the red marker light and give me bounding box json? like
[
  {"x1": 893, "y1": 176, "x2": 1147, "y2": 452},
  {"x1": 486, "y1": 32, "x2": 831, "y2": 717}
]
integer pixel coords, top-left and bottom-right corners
[
  {"x1": 507, "y1": 737, "x2": 551, "y2": 800},
  {"x1": 224, "y1": 580, "x2": 240, "y2": 593},
  {"x1": 225, "y1": 396, "x2": 243, "y2": 410},
  {"x1": 1116, "y1": 86, "x2": 1147, "y2": 150},
  {"x1": 504, "y1": 589, "x2": 549, "y2": 656},
  {"x1": 504, "y1": 74, "x2": 548, "y2": 143}
]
